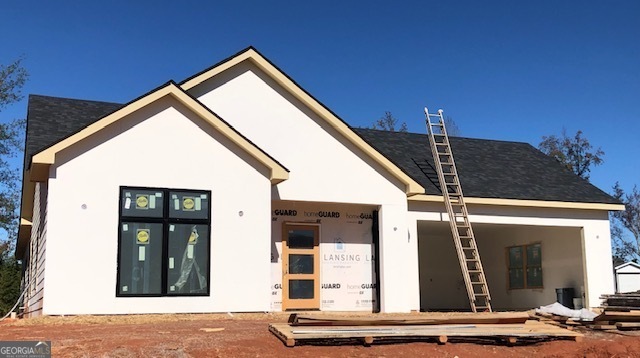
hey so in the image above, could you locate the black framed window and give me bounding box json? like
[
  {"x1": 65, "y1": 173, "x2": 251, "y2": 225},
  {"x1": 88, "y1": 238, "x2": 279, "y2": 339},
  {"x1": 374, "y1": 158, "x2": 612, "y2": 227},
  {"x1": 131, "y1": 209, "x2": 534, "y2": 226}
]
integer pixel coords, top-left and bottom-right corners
[{"x1": 117, "y1": 187, "x2": 211, "y2": 297}]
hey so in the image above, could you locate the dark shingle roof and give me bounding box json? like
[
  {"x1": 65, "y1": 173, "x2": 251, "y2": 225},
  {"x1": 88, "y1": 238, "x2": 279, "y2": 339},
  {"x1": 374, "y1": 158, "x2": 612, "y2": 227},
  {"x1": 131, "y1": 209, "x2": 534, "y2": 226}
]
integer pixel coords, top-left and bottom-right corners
[
  {"x1": 353, "y1": 128, "x2": 618, "y2": 204},
  {"x1": 25, "y1": 94, "x2": 123, "y2": 166},
  {"x1": 24, "y1": 95, "x2": 617, "y2": 204}
]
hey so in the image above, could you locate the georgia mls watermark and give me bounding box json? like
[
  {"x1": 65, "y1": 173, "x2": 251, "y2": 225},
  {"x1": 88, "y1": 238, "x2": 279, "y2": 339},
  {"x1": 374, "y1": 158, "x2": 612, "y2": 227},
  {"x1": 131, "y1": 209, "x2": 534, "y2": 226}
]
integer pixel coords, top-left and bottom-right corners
[{"x1": 0, "y1": 341, "x2": 51, "y2": 358}]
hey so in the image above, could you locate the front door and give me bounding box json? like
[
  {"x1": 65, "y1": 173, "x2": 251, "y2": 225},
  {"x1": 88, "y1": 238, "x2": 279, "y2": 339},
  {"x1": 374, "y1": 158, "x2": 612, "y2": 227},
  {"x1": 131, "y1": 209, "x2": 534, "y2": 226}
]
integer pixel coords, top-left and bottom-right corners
[{"x1": 282, "y1": 224, "x2": 320, "y2": 310}]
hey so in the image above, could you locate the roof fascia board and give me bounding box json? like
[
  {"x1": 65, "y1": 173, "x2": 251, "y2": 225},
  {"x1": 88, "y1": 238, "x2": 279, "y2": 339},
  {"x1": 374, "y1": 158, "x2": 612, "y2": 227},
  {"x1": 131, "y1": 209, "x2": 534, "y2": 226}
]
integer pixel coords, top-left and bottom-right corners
[
  {"x1": 30, "y1": 83, "x2": 289, "y2": 184},
  {"x1": 16, "y1": 178, "x2": 35, "y2": 258},
  {"x1": 170, "y1": 85, "x2": 289, "y2": 183},
  {"x1": 32, "y1": 84, "x2": 175, "y2": 165},
  {"x1": 409, "y1": 194, "x2": 625, "y2": 211},
  {"x1": 180, "y1": 48, "x2": 424, "y2": 196}
]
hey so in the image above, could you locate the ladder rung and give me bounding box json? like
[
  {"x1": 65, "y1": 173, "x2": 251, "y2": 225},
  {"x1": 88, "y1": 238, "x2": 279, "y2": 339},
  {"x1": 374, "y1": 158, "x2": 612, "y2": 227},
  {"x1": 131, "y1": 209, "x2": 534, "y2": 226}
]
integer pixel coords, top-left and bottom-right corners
[{"x1": 474, "y1": 293, "x2": 490, "y2": 296}]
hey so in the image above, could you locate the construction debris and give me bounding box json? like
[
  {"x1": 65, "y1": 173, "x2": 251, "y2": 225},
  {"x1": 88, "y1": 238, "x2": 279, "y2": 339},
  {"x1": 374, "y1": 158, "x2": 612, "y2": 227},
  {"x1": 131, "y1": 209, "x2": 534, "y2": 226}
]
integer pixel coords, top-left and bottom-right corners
[
  {"x1": 600, "y1": 292, "x2": 640, "y2": 311},
  {"x1": 270, "y1": 313, "x2": 582, "y2": 347},
  {"x1": 530, "y1": 294, "x2": 640, "y2": 334},
  {"x1": 594, "y1": 292, "x2": 640, "y2": 329}
]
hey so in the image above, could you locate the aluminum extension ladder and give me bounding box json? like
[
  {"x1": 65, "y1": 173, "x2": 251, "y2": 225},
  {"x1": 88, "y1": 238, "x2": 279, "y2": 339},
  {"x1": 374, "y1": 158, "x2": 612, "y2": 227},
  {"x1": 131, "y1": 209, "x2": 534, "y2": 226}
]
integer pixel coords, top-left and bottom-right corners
[{"x1": 424, "y1": 107, "x2": 492, "y2": 312}]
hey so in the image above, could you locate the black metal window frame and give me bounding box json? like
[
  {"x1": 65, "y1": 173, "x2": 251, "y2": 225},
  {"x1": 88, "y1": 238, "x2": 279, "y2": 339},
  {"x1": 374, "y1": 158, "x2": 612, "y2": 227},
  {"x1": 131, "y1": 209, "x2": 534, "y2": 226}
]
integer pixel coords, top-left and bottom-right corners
[{"x1": 116, "y1": 186, "x2": 212, "y2": 297}]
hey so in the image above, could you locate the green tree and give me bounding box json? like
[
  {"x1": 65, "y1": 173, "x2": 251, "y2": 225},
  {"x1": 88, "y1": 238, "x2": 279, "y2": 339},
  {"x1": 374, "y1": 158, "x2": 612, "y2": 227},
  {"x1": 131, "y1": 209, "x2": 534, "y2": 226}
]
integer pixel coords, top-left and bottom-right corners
[
  {"x1": 371, "y1": 111, "x2": 461, "y2": 135},
  {"x1": 538, "y1": 129, "x2": 604, "y2": 181},
  {"x1": 372, "y1": 111, "x2": 408, "y2": 132},
  {"x1": 0, "y1": 241, "x2": 21, "y2": 315},
  {"x1": 611, "y1": 183, "x2": 640, "y2": 265},
  {"x1": 0, "y1": 58, "x2": 28, "y2": 316}
]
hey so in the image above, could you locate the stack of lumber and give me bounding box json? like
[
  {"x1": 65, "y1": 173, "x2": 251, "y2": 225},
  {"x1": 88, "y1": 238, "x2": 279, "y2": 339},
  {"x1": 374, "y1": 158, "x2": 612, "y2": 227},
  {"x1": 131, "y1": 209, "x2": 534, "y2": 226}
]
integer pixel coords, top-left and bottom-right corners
[
  {"x1": 531, "y1": 293, "x2": 640, "y2": 333},
  {"x1": 529, "y1": 311, "x2": 583, "y2": 330},
  {"x1": 595, "y1": 293, "x2": 640, "y2": 331},
  {"x1": 269, "y1": 313, "x2": 583, "y2": 347}
]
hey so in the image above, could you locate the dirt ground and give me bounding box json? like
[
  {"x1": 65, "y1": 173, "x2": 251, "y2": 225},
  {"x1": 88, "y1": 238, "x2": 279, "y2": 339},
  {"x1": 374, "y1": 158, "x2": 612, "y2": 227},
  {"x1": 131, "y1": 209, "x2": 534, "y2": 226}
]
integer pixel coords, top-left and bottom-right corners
[{"x1": 2, "y1": 312, "x2": 640, "y2": 357}]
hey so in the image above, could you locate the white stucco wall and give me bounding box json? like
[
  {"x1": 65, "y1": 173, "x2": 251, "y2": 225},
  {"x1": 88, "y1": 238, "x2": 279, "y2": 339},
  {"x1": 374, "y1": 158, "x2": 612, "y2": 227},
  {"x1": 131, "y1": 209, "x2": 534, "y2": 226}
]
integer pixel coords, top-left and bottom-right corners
[
  {"x1": 43, "y1": 96, "x2": 273, "y2": 315},
  {"x1": 190, "y1": 62, "x2": 407, "y2": 207},
  {"x1": 409, "y1": 201, "x2": 615, "y2": 309},
  {"x1": 189, "y1": 63, "x2": 414, "y2": 312}
]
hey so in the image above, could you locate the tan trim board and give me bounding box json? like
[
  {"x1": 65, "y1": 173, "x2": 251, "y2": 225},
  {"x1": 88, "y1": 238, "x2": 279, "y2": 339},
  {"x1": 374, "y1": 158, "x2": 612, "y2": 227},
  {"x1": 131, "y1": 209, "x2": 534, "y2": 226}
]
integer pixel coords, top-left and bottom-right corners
[
  {"x1": 30, "y1": 82, "x2": 289, "y2": 184},
  {"x1": 408, "y1": 194, "x2": 625, "y2": 211},
  {"x1": 180, "y1": 47, "x2": 424, "y2": 196},
  {"x1": 16, "y1": 179, "x2": 36, "y2": 258},
  {"x1": 18, "y1": 218, "x2": 32, "y2": 242}
]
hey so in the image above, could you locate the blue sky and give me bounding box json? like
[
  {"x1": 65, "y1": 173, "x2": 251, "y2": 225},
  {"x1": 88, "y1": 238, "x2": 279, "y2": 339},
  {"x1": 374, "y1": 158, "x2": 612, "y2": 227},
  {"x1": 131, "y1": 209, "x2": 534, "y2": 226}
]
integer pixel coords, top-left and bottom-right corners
[{"x1": 1, "y1": 0, "x2": 638, "y2": 194}]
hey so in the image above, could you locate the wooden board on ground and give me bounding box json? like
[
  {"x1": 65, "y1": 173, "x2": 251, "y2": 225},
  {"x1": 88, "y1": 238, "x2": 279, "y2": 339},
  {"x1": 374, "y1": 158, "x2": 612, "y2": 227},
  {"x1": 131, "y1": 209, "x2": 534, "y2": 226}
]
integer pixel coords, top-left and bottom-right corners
[
  {"x1": 601, "y1": 306, "x2": 640, "y2": 311},
  {"x1": 601, "y1": 294, "x2": 640, "y2": 298},
  {"x1": 587, "y1": 324, "x2": 618, "y2": 330},
  {"x1": 595, "y1": 311, "x2": 640, "y2": 322},
  {"x1": 269, "y1": 320, "x2": 583, "y2": 347},
  {"x1": 289, "y1": 312, "x2": 529, "y2": 326},
  {"x1": 616, "y1": 322, "x2": 640, "y2": 330}
]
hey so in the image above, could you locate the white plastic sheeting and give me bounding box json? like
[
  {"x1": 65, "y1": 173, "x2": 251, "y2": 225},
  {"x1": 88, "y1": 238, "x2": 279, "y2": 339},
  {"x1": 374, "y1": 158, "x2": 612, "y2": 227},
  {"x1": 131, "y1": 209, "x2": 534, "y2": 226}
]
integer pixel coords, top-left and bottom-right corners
[{"x1": 535, "y1": 302, "x2": 597, "y2": 321}]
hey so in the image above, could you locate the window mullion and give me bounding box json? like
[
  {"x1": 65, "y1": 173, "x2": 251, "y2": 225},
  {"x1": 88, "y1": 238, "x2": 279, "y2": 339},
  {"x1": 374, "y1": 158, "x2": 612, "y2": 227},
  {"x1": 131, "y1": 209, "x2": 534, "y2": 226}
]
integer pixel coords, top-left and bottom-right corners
[{"x1": 161, "y1": 188, "x2": 170, "y2": 295}]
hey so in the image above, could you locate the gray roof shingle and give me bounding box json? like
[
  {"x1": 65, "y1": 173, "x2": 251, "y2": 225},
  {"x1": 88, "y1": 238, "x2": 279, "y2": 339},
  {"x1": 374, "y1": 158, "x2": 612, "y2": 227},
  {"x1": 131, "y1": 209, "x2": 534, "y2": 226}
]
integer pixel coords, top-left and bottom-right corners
[
  {"x1": 25, "y1": 94, "x2": 123, "y2": 167},
  {"x1": 24, "y1": 95, "x2": 617, "y2": 204},
  {"x1": 353, "y1": 128, "x2": 618, "y2": 204}
]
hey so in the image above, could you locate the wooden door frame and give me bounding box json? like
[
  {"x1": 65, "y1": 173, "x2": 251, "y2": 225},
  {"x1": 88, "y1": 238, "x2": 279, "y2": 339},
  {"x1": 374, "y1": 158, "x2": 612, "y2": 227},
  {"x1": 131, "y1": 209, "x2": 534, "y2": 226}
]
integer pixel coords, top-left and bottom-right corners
[{"x1": 281, "y1": 222, "x2": 321, "y2": 310}]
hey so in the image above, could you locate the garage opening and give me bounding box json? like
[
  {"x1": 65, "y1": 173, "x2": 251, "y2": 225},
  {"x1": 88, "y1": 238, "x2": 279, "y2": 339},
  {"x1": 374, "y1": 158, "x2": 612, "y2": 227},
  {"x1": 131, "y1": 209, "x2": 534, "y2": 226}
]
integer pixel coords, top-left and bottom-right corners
[{"x1": 417, "y1": 221, "x2": 585, "y2": 311}]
